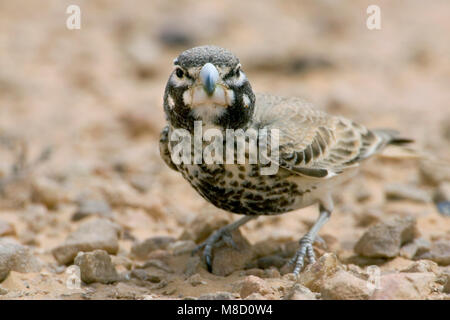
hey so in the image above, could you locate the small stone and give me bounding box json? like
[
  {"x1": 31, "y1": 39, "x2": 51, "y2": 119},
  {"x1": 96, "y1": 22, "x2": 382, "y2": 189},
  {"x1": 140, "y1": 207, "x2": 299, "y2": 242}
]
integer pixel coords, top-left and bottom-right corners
[
  {"x1": 179, "y1": 212, "x2": 230, "y2": 243},
  {"x1": 0, "y1": 286, "x2": 8, "y2": 295},
  {"x1": 0, "y1": 219, "x2": 15, "y2": 237},
  {"x1": 385, "y1": 184, "x2": 431, "y2": 203},
  {"x1": 131, "y1": 236, "x2": 175, "y2": 260},
  {"x1": 321, "y1": 270, "x2": 372, "y2": 300},
  {"x1": 401, "y1": 260, "x2": 439, "y2": 273},
  {"x1": 420, "y1": 160, "x2": 450, "y2": 185},
  {"x1": 72, "y1": 198, "x2": 112, "y2": 221},
  {"x1": 141, "y1": 259, "x2": 173, "y2": 273},
  {"x1": 130, "y1": 269, "x2": 162, "y2": 283},
  {"x1": 297, "y1": 253, "x2": 342, "y2": 292},
  {"x1": 52, "y1": 218, "x2": 121, "y2": 265},
  {"x1": 371, "y1": 272, "x2": 436, "y2": 299},
  {"x1": 211, "y1": 229, "x2": 254, "y2": 276},
  {"x1": 414, "y1": 239, "x2": 450, "y2": 266},
  {"x1": 244, "y1": 268, "x2": 265, "y2": 278},
  {"x1": 168, "y1": 240, "x2": 196, "y2": 256},
  {"x1": 443, "y1": 274, "x2": 450, "y2": 294},
  {"x1": 74, "y1": 250, "x2": 118, "y2": 284},
  {"x1": 436, "y1": 202, "x2": 450, "y2": 216},
  {"x1": 198, "y1": 292, "x2": 236, "y2": 300},
  {"x1": 434, "y1": 182, "x2": 450, "y2": 202},
  {"x1": 257, "y1": 255, "x2": 287, "y2": 269},
  {"x1": 184, "y1": 256, "x2": 202, "y2": 277},
  {"x1": 284, "y1": 283, "x2": 316, "y2": 300},
  {"x1": 111, "y1": 255, "x2": 133, "y2": 271},
  {"x1": 355, "y1": 208, "x2": 383, "y2": 227},
  {"x1": 400, "y1": 238, "x2": 431, "y2": 259},
  {"x1": 239, "y1": 275, "x2": 272, "y2": 299},
  {"x1": 263, "y1": 268, "x2": 281, "y2": 279},
  {"x1": 0, "y1": 238, "x2": 41, "y2": 282},
  {"x1": 31, "y1": 177, "x2": 66, "y2": 209},
  {"x1": 187, "y1": 273, "x2": 207, "y2": 287},
  {"x1": 251, "y1": 239, "x2": 283, "y2": 258},
  {"x1": 354, "y1": 216, "x2": 417, "y2": 258}
]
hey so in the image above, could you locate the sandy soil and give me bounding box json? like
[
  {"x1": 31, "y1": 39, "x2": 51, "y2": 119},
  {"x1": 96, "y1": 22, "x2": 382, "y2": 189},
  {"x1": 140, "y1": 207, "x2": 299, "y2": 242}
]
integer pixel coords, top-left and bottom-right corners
[{"x1": 0, "y1": 0, "x2": 449, "y2": 300}]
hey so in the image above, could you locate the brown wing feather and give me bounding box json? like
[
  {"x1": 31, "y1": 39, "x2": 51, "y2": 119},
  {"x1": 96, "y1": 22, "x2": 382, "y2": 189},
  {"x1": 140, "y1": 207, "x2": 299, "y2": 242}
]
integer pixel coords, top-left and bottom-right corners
[{"x1": 254, "y1": 93, "x2": 388, "y2": 178}]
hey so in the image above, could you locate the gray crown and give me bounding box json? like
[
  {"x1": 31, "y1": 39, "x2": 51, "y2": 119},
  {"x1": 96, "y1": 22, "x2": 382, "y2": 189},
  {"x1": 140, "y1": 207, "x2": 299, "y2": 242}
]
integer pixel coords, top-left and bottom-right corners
[{"x1": 175, "y1": 45, "x2": 239, "y2": 68}]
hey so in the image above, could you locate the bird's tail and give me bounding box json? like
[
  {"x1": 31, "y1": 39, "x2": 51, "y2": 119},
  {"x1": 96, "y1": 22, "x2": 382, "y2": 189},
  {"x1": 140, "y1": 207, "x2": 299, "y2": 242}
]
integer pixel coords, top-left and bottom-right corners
[{"x1": 373, "y1": 129, "x2": 414, "y2": 146}]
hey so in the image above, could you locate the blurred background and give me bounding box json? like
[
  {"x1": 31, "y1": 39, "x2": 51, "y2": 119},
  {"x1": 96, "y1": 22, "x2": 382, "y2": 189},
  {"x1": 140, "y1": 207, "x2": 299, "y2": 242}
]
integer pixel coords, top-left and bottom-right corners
[{"x1": 0, "y1": 0, "x2": 449, "y2": 299}]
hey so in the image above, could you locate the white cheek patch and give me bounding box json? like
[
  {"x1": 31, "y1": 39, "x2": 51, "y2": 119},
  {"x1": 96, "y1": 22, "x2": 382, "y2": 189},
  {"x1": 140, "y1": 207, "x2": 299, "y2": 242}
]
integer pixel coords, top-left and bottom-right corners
[
  {"x1": 170, "y1": 74, "x2": 190, "y2": 88},
  {"x1": 243, "y1": 94, "x2": 251, "y2": 108},
  {"x1": 227, "y1": 71, "x2": 247, "y2": 87},
  {"x1": 226, "y1": 89, "x2": 235, "y2": 106},
  {"x1": 167, "y1": 95, "x2": 175, "y2": 109},
  {"x1": 183, "y1": 90, "x2": 192, "y2": 106}
]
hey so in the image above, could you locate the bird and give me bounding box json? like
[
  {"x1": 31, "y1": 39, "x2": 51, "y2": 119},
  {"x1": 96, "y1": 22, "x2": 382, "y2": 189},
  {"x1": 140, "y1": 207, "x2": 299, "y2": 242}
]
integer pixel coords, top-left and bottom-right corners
[{"x1": 159, "y1": 45, "x2": 411, "y2": 275}]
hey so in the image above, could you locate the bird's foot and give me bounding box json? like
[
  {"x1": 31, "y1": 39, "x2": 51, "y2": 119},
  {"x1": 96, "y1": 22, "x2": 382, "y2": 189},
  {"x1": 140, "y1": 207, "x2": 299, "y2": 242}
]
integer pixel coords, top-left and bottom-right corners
[
  {"x1": 288, "y1": 234, "x2": 316, "y2": 276},
  {"x1": 191, "y1": 226, "x2": 237, "y2": 272}
]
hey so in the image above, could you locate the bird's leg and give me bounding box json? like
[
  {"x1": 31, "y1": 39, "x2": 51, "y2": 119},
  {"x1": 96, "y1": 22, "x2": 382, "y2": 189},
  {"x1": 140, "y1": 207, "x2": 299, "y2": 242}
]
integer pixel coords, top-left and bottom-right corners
[
  {"x1": 290, "y1": 205, "x2": 331, "y2": 276},
  {"x1": 192, "y1": 215, "x2": 257, "y2": 272}
]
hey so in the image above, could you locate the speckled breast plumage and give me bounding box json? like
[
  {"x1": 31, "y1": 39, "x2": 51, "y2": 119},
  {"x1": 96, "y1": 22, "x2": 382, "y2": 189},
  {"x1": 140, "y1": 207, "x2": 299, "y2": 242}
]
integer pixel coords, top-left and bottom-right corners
[{"x1": 174, "y1": 160, "x2": 320, "y2": 215}]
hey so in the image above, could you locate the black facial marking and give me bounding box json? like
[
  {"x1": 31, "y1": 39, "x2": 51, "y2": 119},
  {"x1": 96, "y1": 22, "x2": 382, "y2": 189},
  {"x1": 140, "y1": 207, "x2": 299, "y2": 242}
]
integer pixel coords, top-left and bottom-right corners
[{"x1": 163, "y1": 45, "x2": 255, "y2": 131}]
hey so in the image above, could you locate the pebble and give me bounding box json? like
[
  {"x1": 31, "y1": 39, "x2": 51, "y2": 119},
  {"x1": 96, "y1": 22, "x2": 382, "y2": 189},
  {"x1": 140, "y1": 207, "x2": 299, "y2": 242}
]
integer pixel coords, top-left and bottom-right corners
[
  {"x1": 414, "y1": 239, "x2": 450, "y2": 266},
  {"x1": 179, "y1": 212, "x2": 230, "y2": 243},
  {"x1": 239, "y1": 275, "x2": 271, "y2": 299},
  {"x1": 297, "y1": 253, "x2": 342, "y2": 292},
  {"x1": 52, "y1": 218, "x2": 121, "y2": 265},
  {"x1": 400, "y1": 260, "x2": 439, "y2": 274},
  {"x1": 320, "y1": 270, "x2": 372, "y2": 300},
  {"x1": 0, "y1": 219, "x2": 15, "y2": 237},
  {"x1": 257, "y1": 255, "x2": 287, "y2": 269},
  {"x1": 385, "y1": 183, "x2": 431, "y2": 203},
  {"x1": 74, "y1": 250, "x2": 119, "y2": 284},
  {"x1": 211, "y1": 229, "x2": 254, "y2": 276},
  {"x1": 419, "y1": 160, "x2": 450, "y2": 185},
  {"x1": 354, "y1": 216, "x2": 417, "y2": 258},
  {"x1": 355, "y1": 208, "x2": 383, "y2": 227},
  {"x1": 443, "y1": 273, "x2": 450, "y2": 294},
  {"x1": 400, "y1": 238, "x2": 431, "y2": 259},
  {"x1": 187, "y1": 273, "x2": 207, "y2": 287},
  {"x1": 0, "y1": 286, "x2": 8, "y2": 295},
  {"x1": 0, "y1": 238, "x2": 41, "y2": 282},
  {"x1": 31, "y1": 177, "x2": 66, "y2": 209},
  {"x1": 184, "y1": 256, "x2": 202, "y2": 277},
  {"x1": 72, "y1": 198, "x2": 112, "y2": 221},
  {"x1": 284, "y1": 283, "x2": 316, "y2": 300},
  {"x1": 130, "y1": 269, "x2": 162, "y2": 283},
  {"x1": 371, "y1": 272, "x2": 436, "y2": 299},
  {"x1": 436, "y1": 202, "x2": 450, "y2": 216},
  {"x1": 168, "y1": 240, "x2": 196, "y2": 256},
  {"x1": 434, "y1": 182, "x2": 450, "y2": 202},
  {"x1": 131, "y1": 236, "x2": 175, "y2": 260}
]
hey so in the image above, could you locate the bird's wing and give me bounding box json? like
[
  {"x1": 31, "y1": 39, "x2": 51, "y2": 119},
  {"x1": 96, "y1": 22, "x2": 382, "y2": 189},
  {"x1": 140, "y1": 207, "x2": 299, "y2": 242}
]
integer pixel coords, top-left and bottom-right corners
[{"x1": 254, "y1": 93, "x2": 391, "y2": 178}]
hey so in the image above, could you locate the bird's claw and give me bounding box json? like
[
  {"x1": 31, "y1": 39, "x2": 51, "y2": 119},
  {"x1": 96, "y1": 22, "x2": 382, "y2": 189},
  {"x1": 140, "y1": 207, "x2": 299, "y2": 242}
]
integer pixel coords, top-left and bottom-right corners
[
  {"x1": 289, "y1": 235, "x2": 316, "y2": 276},
  {"x1": 191, "y1": 228, "x2": 236, "y2": 272}
]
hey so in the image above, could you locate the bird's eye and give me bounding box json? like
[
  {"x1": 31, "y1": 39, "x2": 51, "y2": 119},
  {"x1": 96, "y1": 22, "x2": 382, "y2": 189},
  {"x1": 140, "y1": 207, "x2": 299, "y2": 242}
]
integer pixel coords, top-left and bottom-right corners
[
  {"x1": 235, "y1": 67, "x2": 241, "y2": 77},
  {"x1": 175, "y1": 68, "x2": 184, "y2": 78}
]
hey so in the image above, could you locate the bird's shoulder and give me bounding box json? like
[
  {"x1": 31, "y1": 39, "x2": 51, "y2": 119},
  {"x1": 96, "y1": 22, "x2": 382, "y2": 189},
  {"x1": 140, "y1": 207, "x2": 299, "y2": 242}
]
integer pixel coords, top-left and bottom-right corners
[{"x1": 252, "y1": 93, "x2": 383, "y2": 178}]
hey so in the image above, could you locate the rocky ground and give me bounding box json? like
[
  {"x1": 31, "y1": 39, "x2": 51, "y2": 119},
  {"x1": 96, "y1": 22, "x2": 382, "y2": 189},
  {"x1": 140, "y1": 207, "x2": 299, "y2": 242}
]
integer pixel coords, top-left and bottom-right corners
[{"x1": 0, "y1": 0, "x2": 449, "y2": 300}]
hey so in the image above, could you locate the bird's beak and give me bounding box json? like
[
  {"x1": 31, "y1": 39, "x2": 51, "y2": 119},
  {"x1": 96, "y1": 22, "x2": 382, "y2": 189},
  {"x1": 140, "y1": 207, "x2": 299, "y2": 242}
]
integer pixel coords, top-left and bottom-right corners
[{"x1": 199, "y1": 63, "x2": 219, "y2": 96}]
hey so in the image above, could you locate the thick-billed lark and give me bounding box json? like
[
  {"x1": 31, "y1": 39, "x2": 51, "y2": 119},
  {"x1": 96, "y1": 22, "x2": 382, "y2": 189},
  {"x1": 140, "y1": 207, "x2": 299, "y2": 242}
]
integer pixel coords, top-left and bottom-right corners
[{"x1": 159, "y1": 45, "x2": 411, "y2": 275}]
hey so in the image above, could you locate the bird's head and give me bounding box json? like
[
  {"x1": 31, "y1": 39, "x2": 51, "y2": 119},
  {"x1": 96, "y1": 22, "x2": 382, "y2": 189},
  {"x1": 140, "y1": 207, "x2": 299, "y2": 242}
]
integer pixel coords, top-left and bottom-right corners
[{"x1": 163, "y1": 45, "x2": 255, "y2": 131}]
